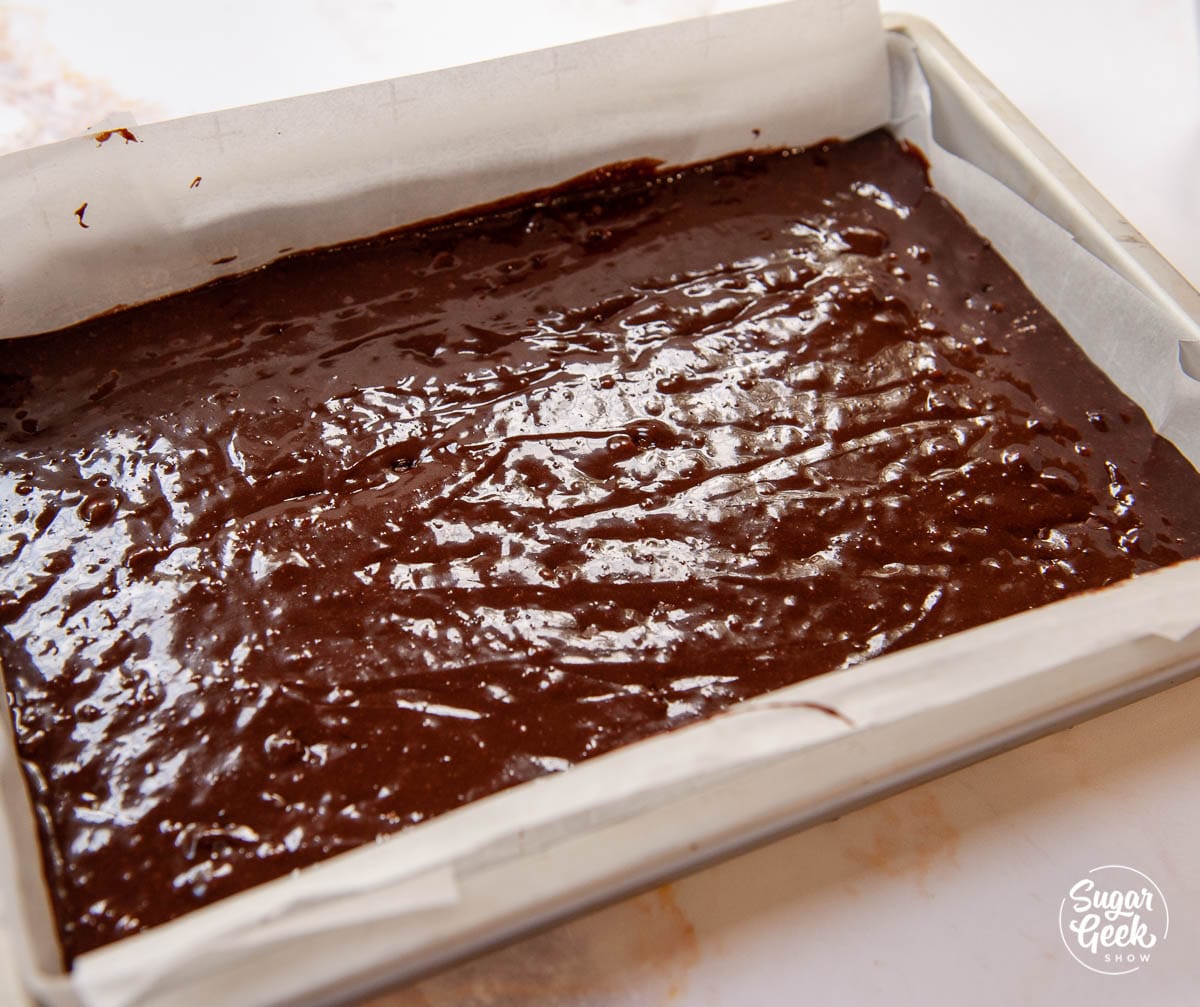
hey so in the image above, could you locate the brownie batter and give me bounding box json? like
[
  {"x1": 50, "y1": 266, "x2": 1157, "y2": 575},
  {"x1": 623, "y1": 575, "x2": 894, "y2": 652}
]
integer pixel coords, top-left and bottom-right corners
[{"x1": 3, "y1": 130, "x2": 1200, "y2": 962}]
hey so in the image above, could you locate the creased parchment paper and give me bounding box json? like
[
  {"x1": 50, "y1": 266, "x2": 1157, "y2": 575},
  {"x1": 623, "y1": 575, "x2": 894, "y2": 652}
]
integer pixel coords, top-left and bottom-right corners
[
  {"x1": 0, "y1": 0, "x2": 887, "y2": 341},
  {"x1": 0, "y1": 4, "x2": 1198, "y2": 1007}
]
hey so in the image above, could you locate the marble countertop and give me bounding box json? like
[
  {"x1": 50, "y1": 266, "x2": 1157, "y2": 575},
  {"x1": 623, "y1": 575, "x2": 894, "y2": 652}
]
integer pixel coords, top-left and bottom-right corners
[{"x1": 1, "y1": 2, "x2": 1197, "y2": 1003}]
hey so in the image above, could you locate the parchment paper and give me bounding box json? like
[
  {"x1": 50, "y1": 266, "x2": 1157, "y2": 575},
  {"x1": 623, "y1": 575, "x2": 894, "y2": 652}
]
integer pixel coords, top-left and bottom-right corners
[
  {"x1": 0, "y1": 0, "x2": 887, "y2": 341},
  {"x1": 0, "y1": 4, "x2": 1197, "y2": 1006},
  {"x1": 886, "y1": 34, "x2": 1200, "y2": 464}
]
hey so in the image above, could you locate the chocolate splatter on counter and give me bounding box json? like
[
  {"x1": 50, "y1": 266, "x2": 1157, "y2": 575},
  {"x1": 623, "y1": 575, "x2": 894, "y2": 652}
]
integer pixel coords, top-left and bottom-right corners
[
  {"x1": 357, "y1": 882, "x2": 698, "y2": 1007},
  {"x1": 3, "y1": 129, "x2": 1200, "y2": 962}
]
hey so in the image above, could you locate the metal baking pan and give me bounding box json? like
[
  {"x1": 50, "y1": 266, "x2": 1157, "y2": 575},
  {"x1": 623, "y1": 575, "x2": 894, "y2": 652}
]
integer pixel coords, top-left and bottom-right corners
[{"x1": 2, "y1": 8, "x2": 1199, "y2": 1006}]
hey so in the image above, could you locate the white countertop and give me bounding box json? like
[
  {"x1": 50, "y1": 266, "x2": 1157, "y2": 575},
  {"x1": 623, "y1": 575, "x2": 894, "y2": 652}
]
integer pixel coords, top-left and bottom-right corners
[{"x1": 1, "y1": 2, "x2": 1198, "y2": 1004}]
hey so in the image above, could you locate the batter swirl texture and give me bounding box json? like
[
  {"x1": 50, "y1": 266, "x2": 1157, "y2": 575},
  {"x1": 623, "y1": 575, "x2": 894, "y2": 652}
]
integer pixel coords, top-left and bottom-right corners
[{"x1": 3, "y1": 130, "x2": 1199, "y2": 960}]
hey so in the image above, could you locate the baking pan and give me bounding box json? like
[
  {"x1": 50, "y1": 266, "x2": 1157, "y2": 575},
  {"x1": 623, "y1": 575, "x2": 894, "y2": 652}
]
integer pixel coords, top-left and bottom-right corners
[{"x1": 2, "y1": 7, "x2": 1199, "y2": 1006}]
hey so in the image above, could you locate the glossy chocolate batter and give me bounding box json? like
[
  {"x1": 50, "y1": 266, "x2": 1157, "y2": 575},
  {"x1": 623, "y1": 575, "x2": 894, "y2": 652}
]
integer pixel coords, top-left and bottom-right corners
[{"x1": 3, "y1": 130, "x2": 1200, "y2": 962}]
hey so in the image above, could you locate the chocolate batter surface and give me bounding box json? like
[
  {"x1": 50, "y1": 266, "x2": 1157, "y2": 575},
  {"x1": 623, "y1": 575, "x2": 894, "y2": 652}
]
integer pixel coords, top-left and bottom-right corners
[{"x1": 3, "y1": 130, "x2": 1200, "y2": 961}]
